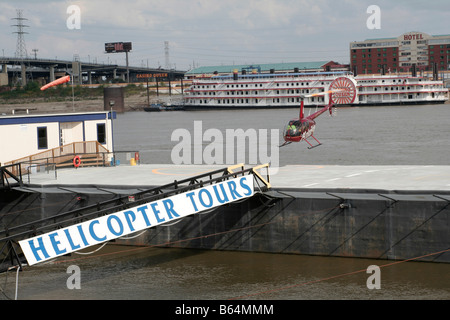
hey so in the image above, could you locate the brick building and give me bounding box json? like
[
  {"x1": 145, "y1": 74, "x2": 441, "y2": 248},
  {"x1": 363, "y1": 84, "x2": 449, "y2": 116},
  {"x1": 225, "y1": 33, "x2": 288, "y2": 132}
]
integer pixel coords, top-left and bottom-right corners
[{"x1": 350, "y1": 31, "x2": 450, "y2": 75}]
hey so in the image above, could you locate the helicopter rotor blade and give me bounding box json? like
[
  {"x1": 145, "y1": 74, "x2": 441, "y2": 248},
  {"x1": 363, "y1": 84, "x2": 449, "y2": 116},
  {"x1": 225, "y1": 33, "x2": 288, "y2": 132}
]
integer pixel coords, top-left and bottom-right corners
[{"x1": 304, "y1": 89, "x2": 344, "y2": 98}]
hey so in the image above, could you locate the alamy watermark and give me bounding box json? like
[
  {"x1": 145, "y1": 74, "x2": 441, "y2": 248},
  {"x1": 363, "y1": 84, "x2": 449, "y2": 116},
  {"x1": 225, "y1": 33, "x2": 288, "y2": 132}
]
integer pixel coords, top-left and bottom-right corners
[
  {"x1": 366, "y1": 265, "x2": 381, "y2": 289},
  {"x1": 66, "y1": 4, "x2": 81, "y2": 30},
  {"x1": 366, "y1": 5, "x2": 381, "y2": 30},
  {"x1": 66, "y1": 265, "x2": 81, "y2": 289},
  {"x1": 171, "y1": 121, "x2": 280, "y2": 173}
]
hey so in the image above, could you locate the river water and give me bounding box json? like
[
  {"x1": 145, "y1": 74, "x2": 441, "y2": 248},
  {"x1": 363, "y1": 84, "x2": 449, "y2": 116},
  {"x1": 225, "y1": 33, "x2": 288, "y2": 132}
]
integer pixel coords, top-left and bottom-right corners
[
  {"x1": 2, "y1": 104, "x2": 449, "y2": 301},
  {"x1": 113, "y1": 103, "x2": 450, "y2": 167}
]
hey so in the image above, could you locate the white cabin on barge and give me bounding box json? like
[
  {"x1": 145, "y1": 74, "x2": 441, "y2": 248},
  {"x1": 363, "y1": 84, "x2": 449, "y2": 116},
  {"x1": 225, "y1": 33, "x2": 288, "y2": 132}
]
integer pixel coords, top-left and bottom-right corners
[{"x1": 0, "y1": 111, "x2": 115, "y2": 165}]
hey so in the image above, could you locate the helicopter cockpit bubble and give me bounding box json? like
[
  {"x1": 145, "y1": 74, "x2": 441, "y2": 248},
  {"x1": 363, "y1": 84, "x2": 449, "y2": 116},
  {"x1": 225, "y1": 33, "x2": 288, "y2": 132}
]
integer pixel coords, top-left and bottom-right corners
[{"x1": 285, "y1": 120, "x2": 301, "y2": 137}]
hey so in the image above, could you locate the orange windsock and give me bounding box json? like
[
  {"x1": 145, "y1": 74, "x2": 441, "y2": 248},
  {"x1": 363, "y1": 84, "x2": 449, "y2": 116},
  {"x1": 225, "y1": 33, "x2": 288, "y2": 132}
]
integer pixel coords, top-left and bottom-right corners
[{"x1": 40, "y1": 75, "x2": 71, "y2": 91}]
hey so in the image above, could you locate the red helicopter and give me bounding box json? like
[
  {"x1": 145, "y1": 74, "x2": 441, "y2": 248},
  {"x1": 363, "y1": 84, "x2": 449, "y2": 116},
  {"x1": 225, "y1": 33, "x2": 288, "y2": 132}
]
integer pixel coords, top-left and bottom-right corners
[
  {"x1": 280, "y1": 76, "x2": 357, "y2": 148},
  {"x1": 280, "y1": 90, "x2": 338, "y2": 148}
]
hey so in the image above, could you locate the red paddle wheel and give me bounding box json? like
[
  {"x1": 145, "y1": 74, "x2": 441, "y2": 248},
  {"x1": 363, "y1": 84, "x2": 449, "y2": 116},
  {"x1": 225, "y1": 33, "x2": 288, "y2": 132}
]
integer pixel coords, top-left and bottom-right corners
[{"x1": 329, "y1": 77, "x2": 357, "y2": 105}]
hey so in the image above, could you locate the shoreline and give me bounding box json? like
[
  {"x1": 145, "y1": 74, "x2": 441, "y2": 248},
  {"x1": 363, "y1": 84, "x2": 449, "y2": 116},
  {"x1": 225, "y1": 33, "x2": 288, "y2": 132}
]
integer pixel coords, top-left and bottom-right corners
[
  {"x1": 0, "y1": 93, "x2": 448, "y2": 115},
  {"x1": 0, "y1": 93, "x2": 183, "y2": 115}
]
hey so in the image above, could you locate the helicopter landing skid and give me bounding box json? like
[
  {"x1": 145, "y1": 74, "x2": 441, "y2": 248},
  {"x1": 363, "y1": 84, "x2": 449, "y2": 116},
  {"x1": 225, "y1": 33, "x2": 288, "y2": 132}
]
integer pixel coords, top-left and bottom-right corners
[
  {"x1": 305, "y1": 135, "x2": 322, "y2": 149},
  {"x1": 279, "y1": 141, "x2": 292, "y2": 148},
  {"x1": 307, "y1": 143, "x2": 322, "y2": 149}
]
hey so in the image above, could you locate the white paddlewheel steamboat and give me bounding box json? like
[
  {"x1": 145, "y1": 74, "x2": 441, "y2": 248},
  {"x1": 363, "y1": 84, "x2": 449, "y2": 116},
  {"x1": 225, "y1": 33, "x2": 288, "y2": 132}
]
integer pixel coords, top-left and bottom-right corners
[{"x1": 183, "y1": 71, "x2": 448, "y2": 109}]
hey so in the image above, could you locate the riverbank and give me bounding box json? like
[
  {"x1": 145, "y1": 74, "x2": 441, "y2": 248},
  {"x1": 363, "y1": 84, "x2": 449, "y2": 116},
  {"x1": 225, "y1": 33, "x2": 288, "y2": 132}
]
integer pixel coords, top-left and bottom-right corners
[
  {"x1": 0, "y1": 93, "x2": 184, "y2": 114},
  {"x1": 1, "y1": 95, "x2": 448, "y2": 115}
]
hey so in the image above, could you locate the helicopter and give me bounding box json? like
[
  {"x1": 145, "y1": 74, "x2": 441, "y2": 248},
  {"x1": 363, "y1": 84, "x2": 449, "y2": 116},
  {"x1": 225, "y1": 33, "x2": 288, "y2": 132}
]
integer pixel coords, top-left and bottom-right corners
[
  {"x1": 279, "y1": 90, "x2": 338, "y2": 148},
  {"x1": 279, "y1": 75, "x2": 357, "y2": 148}
]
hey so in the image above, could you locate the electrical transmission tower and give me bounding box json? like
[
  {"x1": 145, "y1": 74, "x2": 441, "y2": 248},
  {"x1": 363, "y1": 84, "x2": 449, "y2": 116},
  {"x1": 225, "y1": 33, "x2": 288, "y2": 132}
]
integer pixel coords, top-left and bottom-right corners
[
  {"x1": 12, "y1": 9, "x2": 29, "y2": 59},
  {"x1": 165, "y1": 41, "x2": 171, "y2": 70}
]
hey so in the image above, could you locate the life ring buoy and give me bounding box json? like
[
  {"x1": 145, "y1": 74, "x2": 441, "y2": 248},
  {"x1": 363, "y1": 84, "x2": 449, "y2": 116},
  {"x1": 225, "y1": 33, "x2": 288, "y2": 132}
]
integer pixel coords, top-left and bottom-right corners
[{"x1": 73, "y1": 156, "x2": 81, "y2": 168}]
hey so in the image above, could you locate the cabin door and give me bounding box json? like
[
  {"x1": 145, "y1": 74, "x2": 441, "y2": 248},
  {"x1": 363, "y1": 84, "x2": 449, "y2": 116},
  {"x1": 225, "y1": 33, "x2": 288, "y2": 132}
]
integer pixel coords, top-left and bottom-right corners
[{"x1": 60, "y1": 122, "x2": 84, "y2": 146}]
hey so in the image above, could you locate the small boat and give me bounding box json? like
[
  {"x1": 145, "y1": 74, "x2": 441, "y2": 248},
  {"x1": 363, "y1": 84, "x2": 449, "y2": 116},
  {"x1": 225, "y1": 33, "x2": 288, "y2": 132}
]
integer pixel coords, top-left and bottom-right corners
[
  {"x1": 144, "y1": 103, "x2": 164, "y2": 112},
  {"x1": 144, "y1": 103, "x2": 184, "y2": 112}
]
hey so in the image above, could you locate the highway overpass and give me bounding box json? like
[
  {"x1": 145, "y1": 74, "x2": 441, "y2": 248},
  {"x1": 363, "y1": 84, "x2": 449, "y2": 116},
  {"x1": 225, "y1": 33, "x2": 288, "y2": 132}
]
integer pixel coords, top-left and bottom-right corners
[{"x1": 0, "y1": 57, "x2": 185, "y2": 87}]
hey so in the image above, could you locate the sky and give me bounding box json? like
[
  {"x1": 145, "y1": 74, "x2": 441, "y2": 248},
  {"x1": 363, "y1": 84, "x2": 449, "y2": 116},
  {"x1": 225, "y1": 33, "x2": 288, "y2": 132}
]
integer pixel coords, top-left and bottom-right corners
[{"x1": 0, "y1": 0, "x2": 449, "y2": 71}]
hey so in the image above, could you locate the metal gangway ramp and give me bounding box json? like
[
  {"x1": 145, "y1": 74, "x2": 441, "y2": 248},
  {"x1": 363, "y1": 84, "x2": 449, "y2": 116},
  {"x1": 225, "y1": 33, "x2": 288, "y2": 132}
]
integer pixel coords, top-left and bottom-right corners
[{"x1": 0, "y1": 164, "x2": 271, "y2": 273}]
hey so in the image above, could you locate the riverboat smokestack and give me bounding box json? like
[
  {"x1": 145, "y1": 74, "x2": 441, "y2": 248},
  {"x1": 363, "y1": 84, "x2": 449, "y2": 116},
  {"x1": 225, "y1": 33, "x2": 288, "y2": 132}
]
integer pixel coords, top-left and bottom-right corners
[
  {"x1": 432, "y1": 63, "x2": 438, "y2": 81},
  {"x1": 412, "y1": 64, "x2": 417, "y2": 77}
]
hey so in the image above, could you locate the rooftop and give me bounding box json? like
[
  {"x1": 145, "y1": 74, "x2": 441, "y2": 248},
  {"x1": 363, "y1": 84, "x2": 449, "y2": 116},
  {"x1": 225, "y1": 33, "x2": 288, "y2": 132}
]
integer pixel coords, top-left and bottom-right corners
[{"x1": 186, "y1": 61, "x2": 332, "y2": 75}]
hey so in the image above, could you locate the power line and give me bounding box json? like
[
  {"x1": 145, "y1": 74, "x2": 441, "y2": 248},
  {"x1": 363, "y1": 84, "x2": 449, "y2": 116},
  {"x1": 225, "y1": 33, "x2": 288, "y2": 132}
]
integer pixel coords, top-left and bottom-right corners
[{"x1": 11, "y1": 9, "x2": 29, "y2": 59}]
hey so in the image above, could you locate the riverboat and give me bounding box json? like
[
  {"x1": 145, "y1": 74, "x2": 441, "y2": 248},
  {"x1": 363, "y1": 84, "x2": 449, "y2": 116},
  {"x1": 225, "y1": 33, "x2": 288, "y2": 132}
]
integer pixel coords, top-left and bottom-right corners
[{"x1": 183, "y1": 71, "x2": 448, "y2": 108}]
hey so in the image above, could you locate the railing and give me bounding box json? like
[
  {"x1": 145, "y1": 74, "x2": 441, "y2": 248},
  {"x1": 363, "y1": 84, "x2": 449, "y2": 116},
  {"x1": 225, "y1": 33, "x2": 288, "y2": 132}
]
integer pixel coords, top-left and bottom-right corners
[
  {"x1": 0, "y1": 163, "x2": 23, "y2": 189},
  {"x1": 0, "y1": 164, "x2": 272, "y2": 272},
  {"x1": 3, "y1": 141, "x2": 141, "y2": 183},
  {"x1": 3, "y1": 151, "x2": 141, "y2": 185},
  {"x1": 4, "y1": 141, "x2": 109, "y2": 167},
  {"x1": 0, "y1": 163, "x2": 271, "y2": 241}
]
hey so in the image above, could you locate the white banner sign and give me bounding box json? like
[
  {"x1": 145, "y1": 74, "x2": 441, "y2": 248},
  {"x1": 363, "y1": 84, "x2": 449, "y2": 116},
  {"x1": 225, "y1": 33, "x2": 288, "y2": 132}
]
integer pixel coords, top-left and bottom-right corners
[{"x1": 19, "y1": 175, "x2": 254, "y2": 266}]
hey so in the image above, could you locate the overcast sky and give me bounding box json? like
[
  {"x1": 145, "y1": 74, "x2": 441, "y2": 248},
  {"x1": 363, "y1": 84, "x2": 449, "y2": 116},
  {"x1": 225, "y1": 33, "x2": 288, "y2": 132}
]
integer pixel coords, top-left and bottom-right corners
[{"x1": 0, "y1": 0, "x2": 448, "y2": 71}]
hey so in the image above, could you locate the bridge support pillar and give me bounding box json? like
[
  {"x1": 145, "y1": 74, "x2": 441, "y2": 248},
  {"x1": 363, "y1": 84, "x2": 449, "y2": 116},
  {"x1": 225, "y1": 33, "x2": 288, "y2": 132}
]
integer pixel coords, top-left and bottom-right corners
[
  {"x1": 0, "y1": 64, "x2": 7, "y2": 86},
  {"x1": 49, "y1": 65, "x2": 55, "y2": 82},
  {"x1": 21, "y1": 64, "x2": 26, "y2": 87}
]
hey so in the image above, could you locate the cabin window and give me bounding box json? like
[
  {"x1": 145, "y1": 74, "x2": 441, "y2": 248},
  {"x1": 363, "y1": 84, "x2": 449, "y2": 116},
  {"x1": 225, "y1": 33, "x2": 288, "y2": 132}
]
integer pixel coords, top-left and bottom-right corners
[
  {"x1": 37, "y1": 127, "x2": 48, "y2": 149},
  {"x1": 97, "y1": 123, "x2": 106, "y2": 144}
]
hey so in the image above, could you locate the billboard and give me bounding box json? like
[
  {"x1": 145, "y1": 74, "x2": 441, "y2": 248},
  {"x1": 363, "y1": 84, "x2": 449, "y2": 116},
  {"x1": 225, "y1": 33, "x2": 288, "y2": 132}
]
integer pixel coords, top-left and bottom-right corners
[
  {"x1": 137, "y1": 73, "x2": 168, "y2": 79},
  {"x1": 105, "y1": 42, "x2": 132, "y2": 53}
]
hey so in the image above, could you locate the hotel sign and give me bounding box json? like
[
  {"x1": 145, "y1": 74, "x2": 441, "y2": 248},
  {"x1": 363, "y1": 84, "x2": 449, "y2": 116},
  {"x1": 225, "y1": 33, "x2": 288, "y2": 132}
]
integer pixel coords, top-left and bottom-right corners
[
  {"x1": 403, "y1": 33, "x2": 424, "y2": 41},
  {"x1": 401, "y1": 32, "x2": 430, "y2": 42},
  {"x1": 19, "y1": 175, "x2": 255, "y2": 265}
]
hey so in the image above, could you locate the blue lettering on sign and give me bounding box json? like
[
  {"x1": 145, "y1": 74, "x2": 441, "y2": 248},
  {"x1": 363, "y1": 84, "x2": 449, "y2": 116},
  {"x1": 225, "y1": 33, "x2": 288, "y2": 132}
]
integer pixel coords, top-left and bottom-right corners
[
  {"x1": 123, "y1": 210, "x2": 136, "y2": 232},
  {"x1": 28, "y1": 237, "x2": 50, "y2": 262},
  {"x1": 186, "y1": 177, "x2": 253, "y2": 212},
  {"x1": 186, "y1": 192, "x2": 199, "y2": 212},
  {"x1": 163, "y1": 199, "x2": 180, "y2": 219},
  {"x1": 240, "y1": 177, "x2": 253, "y2": 196},
  {"x1": 150, "y1": 202, "x2": 165, "y2": 223},
  {"x1": 227, "y1": 181, "x2": 241, "y2": 200},
  {"x1": 49, "y1": 232, "x2": 67, "y2": 255},
  {"x1": 213, "y1": 184, "x2": 229, "y2": 204},
  {"x1": 64, "y1": 229, "x2": 81, "y2": 251},
  {"x1": 77, "y1": 225, "x2": 90, "y2": 246},
  {"x1": 89, "y1": 220, "x2": 106, "y2": 242},
  {"x1": 198, "y1": 189, "x2": 213, "y2": 208},
  {"x1": 21, "y1": 176, "x2": 255, "y2": 265},
  {"x1": 107, "y1": 215, "x2": 124, "y2": 236},
  {"x1": 137, "y1": 205, "x2": 152, "y2": 227}
]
